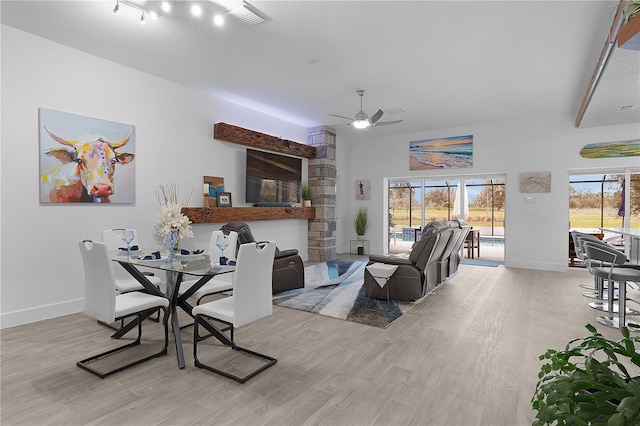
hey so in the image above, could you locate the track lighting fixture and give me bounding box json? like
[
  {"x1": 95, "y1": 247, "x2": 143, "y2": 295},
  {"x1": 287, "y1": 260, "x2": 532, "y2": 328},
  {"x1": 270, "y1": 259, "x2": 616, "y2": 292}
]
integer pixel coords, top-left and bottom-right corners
[{"x1": 110, "y1": 1, "x2": 266, "y2": 29}]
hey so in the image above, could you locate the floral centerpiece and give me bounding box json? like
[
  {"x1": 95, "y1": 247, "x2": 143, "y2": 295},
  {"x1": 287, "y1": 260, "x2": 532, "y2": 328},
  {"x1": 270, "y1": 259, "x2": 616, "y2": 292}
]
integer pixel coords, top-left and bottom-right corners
[{"x1": 154, "y1": 185, "x2": 193, "y2": 255}]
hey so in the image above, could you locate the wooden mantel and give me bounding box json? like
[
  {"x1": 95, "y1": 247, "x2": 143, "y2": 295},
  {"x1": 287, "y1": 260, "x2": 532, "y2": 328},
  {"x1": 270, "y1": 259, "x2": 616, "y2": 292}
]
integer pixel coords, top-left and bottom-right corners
[
  {"x1": 213, "y1": 122, "x2": 316, "y2": 158},
  {"x1": 182, "y1": 206, "x2": 315, "y2": 223}
]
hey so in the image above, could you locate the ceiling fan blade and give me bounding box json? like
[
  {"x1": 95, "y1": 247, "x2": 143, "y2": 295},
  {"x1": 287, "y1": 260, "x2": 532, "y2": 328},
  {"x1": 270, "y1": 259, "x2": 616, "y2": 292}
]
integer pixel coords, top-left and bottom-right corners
[
  {"x1": 328, "y1": 113, "x2": 355, "y2": 121},
  {"x1": 372, "y1": 119, "x2": 404, "y2": 127},
  {"x1": 370, "y1": 109, "x2": 384, "y2": 124}
]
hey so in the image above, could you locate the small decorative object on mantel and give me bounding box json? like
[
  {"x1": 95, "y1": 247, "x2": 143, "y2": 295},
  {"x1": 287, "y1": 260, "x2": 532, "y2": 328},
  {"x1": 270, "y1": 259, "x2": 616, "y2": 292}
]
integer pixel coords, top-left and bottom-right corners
[
  {"x1": 218, "y1": 192, "x2": 232, "y2": 207},
  {"x1": 155, "y1": 184, "x2": 194, "y2": 256},
  {"x1": 302, "y1": 182, "x2": 312, "y2": 207},
  {"x1": 203, "y1": 176, "x2": 224, "y2": 208},
  {"x1": 354, "y1": 206, "x2": 369, "y2": 241}
]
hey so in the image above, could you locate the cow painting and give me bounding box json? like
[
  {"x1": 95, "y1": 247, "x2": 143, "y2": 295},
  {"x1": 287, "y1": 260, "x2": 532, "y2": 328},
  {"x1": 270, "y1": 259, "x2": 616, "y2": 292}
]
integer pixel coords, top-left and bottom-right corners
[{"x1": 40, "y1": 122, "x2": 135, "y2": 203}]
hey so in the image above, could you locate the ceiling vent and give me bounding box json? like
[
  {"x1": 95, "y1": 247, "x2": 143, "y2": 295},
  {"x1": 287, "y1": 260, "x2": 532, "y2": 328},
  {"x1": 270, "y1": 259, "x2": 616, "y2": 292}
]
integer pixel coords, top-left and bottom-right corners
[
  {"x1": 617, "y1": 104, "x2": 637, "y2": 112},
  {"x1": 229, "y1": 2, "x2": 266, "y2": 26}
]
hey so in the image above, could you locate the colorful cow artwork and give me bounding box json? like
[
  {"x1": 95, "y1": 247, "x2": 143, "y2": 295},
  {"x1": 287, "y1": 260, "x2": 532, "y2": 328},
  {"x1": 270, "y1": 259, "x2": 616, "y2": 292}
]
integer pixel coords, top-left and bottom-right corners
[{"x1": 39, "y1": 108, "x2": 136, "y2": 204}]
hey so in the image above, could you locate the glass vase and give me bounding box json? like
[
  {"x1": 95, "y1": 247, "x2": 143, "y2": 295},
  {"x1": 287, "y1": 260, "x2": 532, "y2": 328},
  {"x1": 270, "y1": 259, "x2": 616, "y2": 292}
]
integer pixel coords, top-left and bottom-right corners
[{"x1": 165, "y1": 229, "x2": 179, "y2": 264}]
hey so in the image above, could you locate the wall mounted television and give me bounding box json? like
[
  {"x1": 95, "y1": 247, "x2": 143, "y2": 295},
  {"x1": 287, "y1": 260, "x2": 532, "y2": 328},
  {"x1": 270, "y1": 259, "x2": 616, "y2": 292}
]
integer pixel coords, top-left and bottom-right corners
[{"x1": 245, "y1": 148, "x2": 302, "y2": 205}]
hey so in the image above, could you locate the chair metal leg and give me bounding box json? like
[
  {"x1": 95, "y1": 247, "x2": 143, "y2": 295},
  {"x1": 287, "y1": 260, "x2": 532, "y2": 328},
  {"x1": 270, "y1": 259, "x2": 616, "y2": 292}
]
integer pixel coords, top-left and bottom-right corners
[
  {"x1": 77, "y1": 307, "x2": 169, "y2": 378},
  {"x1": 596, "y1": 281, "x2": 640, "y2": 330},
  {"x1": 193, "y1": 315, "x2": 276, "y2": 383}
]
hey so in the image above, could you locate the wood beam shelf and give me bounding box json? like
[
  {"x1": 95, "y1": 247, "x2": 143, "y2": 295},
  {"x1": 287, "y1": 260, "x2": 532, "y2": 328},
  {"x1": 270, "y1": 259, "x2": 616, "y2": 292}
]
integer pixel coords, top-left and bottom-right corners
[
  {"x1": 213, "y1": 122, "x2": 316, "y2": 158},
  {"x1": 182, "y1": 206, "x2": 315, "y2": 223}
]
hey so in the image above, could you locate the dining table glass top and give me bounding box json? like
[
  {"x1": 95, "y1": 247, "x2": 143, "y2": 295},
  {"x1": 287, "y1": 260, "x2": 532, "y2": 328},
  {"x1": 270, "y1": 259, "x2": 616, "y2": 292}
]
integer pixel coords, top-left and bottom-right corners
[{"x1": 112, "y1": 252, "x2": 235, "y2": 276}]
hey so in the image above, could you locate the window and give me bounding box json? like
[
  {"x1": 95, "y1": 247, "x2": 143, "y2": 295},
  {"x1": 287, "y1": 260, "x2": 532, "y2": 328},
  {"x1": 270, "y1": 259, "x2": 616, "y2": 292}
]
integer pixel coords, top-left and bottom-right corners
[{"x1": 569, "y1": 173, "x2": 640, "y2": 233}]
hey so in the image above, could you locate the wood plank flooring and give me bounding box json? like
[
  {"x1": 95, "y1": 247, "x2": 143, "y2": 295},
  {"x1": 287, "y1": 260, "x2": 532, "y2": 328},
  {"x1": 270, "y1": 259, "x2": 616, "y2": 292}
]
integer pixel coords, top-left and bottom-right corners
[{"x1": 1, "y1": 264, "x2": 624, "y2": 425}]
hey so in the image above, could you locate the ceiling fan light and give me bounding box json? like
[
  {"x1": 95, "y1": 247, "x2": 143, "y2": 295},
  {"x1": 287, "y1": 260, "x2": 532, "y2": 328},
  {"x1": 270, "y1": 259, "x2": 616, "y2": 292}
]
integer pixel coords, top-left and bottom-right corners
[{"x1": 353, "y1": 119, "x2": 370, "y2": 129}]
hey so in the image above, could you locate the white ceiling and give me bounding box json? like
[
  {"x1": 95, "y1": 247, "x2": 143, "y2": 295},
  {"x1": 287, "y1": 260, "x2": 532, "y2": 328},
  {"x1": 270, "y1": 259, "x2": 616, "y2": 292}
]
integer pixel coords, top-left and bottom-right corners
[{"x1": 2, "y1": 0, "x2": 639, "y2": 141}]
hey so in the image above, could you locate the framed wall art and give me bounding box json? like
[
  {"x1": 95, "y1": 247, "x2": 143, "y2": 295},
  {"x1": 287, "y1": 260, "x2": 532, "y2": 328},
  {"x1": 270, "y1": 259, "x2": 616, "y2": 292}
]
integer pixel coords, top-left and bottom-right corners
[
  {"x1": 356, "y1": 180, "x2": 371, "y2": 200},
  {"x1": 39, "y1": 107, "x2": 135, "y2": 204},
  {"x1": 218, "y1": 192, "x2": 232, "y2": 207},
  {"x1": 520, "y1": 171, "x2": 551, "y2": 193},
  {"x1": 409, "y1": 134, "x2": 473, "y2": 170}
]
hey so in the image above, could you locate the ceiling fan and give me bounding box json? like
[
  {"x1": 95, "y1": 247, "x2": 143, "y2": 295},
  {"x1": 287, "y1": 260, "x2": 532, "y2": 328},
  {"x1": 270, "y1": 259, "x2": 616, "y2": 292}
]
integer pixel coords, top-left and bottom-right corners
[{"x1": 329, "y1": 90, "x2": 403, "y2": 129}]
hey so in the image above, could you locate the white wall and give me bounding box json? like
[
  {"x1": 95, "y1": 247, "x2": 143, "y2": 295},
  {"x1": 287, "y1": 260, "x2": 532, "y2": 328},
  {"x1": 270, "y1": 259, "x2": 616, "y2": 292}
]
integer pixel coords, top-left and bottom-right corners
[
  {"x1": 336, "y1": 117, "x2": 639, "y2": 271},
  {"x1": 0, "y1": 26, "x2": 310, "y2": 328}
]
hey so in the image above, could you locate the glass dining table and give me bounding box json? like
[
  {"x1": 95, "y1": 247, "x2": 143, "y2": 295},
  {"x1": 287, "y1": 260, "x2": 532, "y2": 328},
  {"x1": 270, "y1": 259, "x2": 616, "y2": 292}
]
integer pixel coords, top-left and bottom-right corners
[{"x1": 112, "y1": 253, "x2": 235, "y2": 369}]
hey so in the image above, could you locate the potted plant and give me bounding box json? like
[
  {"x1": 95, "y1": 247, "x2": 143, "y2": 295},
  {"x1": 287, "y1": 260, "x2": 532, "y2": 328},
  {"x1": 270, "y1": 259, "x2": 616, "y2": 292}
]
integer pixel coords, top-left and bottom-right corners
[
  {"x1": 302, "y1": 182, "x2": 312, "y2": 207},
  {"x1": 532, "y1": 324, "x2": 640, "y2": 425},
  {"x1": 624, "y1": 0, "x2": 640, "y2": 20},
  {"x1": 354, "y1": 207, "x2": 369, "y2": 240}
]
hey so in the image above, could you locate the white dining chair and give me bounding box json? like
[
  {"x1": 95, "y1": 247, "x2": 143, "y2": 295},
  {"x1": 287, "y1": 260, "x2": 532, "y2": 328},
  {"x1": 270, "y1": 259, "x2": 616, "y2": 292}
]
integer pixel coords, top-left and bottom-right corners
[
  {"x1": 77, "y1": 240, "x2": 169, "y2": 378},
  {"x1": 192, "y1": 241, "x2": 277, "y2": 383},
  {"x1": 178, "y1": 230, "x2": 238, "y2": 305},
  {"x1": 101, "y1": 228, "x2": 164, "y2": 293}
]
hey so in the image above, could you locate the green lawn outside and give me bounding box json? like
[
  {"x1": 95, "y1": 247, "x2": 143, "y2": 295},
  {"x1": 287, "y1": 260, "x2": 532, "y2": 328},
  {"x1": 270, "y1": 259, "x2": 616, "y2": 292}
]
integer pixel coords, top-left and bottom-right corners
[
  {"x1": 569, "y1": 208, "x2": 639, "y2": 228},
  {"x1": 390, "y1": 207, "x2": 639, "y2": 229}
]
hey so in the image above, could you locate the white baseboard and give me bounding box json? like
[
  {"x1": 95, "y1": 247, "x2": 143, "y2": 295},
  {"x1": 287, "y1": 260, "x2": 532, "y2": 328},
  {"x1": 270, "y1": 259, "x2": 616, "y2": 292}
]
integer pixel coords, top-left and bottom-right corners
[
  {"x1": 1, "y1": 298, "x2": 83, "y2": 329},
  {"x1": 504, "y1": 259, "x2": 567, "y2": 272}
]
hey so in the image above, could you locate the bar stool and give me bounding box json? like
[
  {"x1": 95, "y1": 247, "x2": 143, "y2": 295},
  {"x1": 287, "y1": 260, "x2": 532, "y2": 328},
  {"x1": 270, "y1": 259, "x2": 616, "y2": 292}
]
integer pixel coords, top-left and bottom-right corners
[
  {"x1": 583, "y1": 241, "x2": 640, "y2": 330},
  {"x1": 571, "y1": 231, "x2": 599, "y2": 290},
  {"x1": 576, "y1": 233, "x2": 614, "y2": 300}
]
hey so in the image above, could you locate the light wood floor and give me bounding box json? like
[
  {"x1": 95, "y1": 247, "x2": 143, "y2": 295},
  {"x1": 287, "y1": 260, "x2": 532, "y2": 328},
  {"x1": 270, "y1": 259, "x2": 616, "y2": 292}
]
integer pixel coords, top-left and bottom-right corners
[{"x1": 1, "y1": 264, "x2": 624, "y2": 425}]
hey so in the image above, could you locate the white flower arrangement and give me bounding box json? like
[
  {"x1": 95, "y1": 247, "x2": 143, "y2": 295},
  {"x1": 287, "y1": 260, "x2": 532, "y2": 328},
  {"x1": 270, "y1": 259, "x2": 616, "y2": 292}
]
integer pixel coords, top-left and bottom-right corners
[{"x1": 155, "y1": 184, "x2": 193, "y2": 238}]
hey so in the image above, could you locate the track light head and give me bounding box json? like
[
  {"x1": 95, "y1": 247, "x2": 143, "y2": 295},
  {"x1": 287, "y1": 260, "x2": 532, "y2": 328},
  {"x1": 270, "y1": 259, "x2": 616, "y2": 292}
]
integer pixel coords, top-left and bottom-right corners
[
  {"x1": 140, "y1": 12, "x2": 145, "y2": 24},
  {"x1": 112, "y1": 1, "x2": 119, "y2": 15}
]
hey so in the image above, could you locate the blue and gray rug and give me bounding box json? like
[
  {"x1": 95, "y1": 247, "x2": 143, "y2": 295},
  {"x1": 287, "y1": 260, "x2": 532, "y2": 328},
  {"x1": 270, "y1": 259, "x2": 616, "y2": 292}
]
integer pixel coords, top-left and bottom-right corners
[{"x1": 273, "y1": 259, "x2": 415, "y2": 328}]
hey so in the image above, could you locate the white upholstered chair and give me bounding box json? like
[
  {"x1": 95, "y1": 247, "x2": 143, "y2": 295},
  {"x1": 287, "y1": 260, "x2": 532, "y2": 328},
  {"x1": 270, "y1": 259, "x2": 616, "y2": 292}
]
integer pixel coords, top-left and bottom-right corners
[
  {"x1": 178, "y1": 230, "x2": 238, "y2": 304},
  {"x1": 192, "y1": 241, "x2": 277, "y2": 383},
  {"x1": 76, "y1": 240, "x2": 169, "y2": 378},
  {"x1": 101, "y1": 228, "x2": 163, "y2": 293}
]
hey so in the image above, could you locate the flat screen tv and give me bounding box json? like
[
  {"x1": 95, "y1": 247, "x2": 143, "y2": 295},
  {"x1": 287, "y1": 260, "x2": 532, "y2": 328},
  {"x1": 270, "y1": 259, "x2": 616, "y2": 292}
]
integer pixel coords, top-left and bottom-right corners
[{"x1": 245, "y1": 148, "x2": 302, "y2": 204}]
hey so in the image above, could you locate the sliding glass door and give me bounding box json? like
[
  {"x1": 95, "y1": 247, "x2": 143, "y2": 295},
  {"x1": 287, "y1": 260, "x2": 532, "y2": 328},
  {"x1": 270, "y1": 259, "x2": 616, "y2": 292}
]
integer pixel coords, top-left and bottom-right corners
[{"x1": 388, "y1": 175, "x2": 505, "y2": 261}]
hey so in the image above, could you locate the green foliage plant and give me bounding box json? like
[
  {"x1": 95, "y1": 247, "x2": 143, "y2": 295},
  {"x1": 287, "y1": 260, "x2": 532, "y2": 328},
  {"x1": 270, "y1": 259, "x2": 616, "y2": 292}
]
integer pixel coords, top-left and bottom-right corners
[
  {"x1": 302, "y1": 183, "x2": 312, "y2": 201},
  {"x1": 354, "y1": 207, "x2": 369, "y2": 236},
  {"x1": 532, "y1": 324, "x2": 640, "y2": 426},
  {"x1": 624, "y1": 0, "x2": 640, "y2": 20}
]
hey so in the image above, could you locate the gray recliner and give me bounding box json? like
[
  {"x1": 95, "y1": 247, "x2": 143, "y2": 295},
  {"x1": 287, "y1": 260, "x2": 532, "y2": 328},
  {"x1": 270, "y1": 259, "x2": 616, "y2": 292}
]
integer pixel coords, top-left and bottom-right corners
[
  {"x1": 220, "y1": 222, "x2": 304, "y2": 294},
  {"x1": 364, "y1": 220, "x2": 469, "y2": 301}
]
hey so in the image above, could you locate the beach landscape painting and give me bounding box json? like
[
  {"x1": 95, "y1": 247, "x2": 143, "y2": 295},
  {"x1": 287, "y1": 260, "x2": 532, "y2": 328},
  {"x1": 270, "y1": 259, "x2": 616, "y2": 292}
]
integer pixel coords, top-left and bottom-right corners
[{"x1": 410, "y1": 135, "x2": 473, "y2": 170}]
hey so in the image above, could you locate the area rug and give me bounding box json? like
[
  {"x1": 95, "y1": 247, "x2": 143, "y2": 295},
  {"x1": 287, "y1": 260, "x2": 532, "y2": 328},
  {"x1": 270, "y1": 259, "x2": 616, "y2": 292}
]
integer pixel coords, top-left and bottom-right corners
[
  {"x1": 460, "y1": 259, "x2": 502, "y2": 267},
  {"x1": 273, "y1": 259, "x2": 415, "y2": 328}
]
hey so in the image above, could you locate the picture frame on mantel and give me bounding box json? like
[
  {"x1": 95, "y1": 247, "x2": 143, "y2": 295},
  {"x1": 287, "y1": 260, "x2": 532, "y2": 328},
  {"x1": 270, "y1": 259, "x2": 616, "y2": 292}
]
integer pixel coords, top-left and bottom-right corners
[{"x1": 218, "y1": 192, "x2": 232, "y2": 207}]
